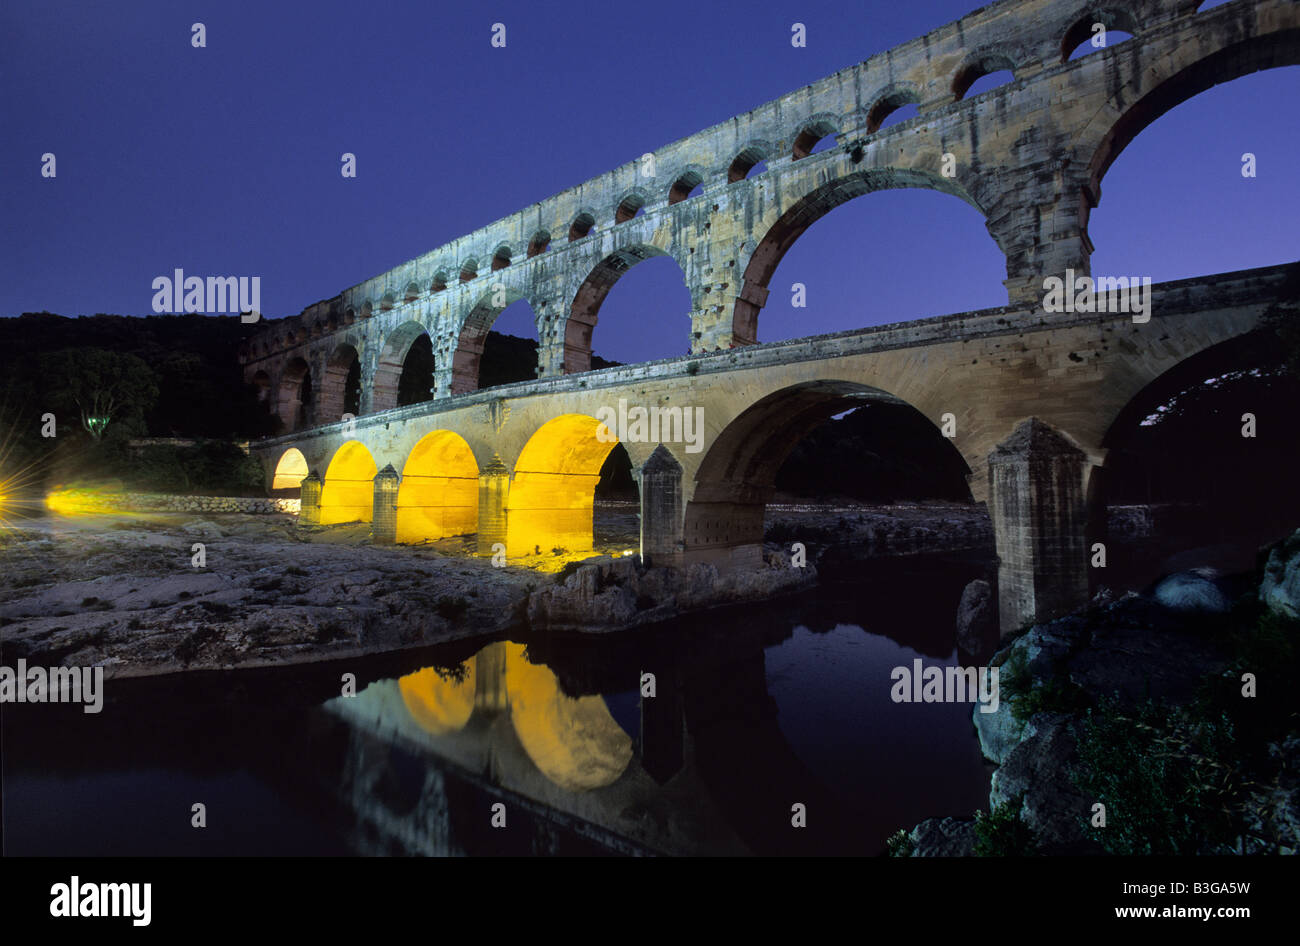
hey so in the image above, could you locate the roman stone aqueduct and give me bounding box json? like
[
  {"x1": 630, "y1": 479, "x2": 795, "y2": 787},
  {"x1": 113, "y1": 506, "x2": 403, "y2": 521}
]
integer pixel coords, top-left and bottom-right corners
[{"x1": 239, "y1": 0, "x2": 1298, "y2": 634}]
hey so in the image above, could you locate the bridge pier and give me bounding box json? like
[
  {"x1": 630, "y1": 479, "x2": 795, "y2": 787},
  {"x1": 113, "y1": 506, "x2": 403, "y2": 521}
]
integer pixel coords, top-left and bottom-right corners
[
  {"x1": 371, "y1": 465, "x2": 400, "y2": 545},
  {"x1": 988, "y1": 419, "x2": 1090, "y2": 637},
  {"x1": 638, "y1": 446, "x2": 684, "y2": 568},
  {"x1": 299, "y1": 471, "x2": 322, "y2": 526},
  {"x1": 476, "y1": 456, "x2": 510, "y2": 557}
]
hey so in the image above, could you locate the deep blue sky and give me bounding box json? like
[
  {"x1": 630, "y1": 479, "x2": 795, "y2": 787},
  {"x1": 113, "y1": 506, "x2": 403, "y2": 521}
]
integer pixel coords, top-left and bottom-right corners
[{"x1": 1, "y1": 0, "x2": 1295, "y2": 364}]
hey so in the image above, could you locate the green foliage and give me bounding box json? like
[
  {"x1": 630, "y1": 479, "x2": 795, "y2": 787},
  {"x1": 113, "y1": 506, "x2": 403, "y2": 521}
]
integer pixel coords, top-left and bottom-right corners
[
  {"x1": 885, "y1": 828, "x2": 914, "y2": 857},
  {"x1": 38, "y1": 347, "x2": 159, "y2": 439},
  {"x1": 973, "y1": 797, "x2": 1038, "y2": 856},
  {"x1": 1073, "y1": 697, "x2": 1237, "y2": 855},
  {"x1": 999, "y1": 647, "x2": 1088, "y2": 723}
]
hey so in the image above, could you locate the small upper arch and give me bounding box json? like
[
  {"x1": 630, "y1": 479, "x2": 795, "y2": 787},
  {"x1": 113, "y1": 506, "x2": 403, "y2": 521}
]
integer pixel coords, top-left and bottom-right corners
[
  {"x1": 728, "y1": 140, "x2": 774, "y2": 182},
  {"x1": 569, "y1": 210, "x2": 597, "y2": 241},
  {"x1": 615, "y1": 189, "x2": 649, "y2": 223},
  {"x1": 668, "y1": 165, "x2": 707, "y2": 204},
  {"x1": 866, "y1": 83, "x2": 924, "y2": 133},
  {"x1": 791, "y1": 114, "x2": 841, "y2": 160},
  {"x1": 952, "y1": 47, "x2": 1020, "y2": 99},
  {"x1": 1060, "y1": 6, "x2": 1141, "y2": 62},
  {"x1": 491, "y1": 243, "x2": 513, "y2": 271}
]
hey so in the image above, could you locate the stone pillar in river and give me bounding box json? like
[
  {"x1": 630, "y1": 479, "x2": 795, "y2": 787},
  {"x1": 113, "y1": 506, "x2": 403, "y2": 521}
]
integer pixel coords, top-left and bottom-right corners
[
  {"x1": 299, "y1": 471, "x2": 322, "y2": 526},
  {"x1": 372, "y1": 464, "x2": 400, "y2": 545},
  {"x1": 638, "y1": 445, "x2": 684, "y2": 568},
  {"x1": 476, "y1": 454, "x2": 510, "y2": 557},
  {"x1": 988, "y1": 418, "x2": 1089, "y2": 637}
]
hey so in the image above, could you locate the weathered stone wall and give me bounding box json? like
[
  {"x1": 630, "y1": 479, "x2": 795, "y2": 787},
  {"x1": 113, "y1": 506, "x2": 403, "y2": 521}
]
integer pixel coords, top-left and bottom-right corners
[
  {"x1": 70, "y1": 493, "x2": 301, "y2": 515},
  {"x1": 238, "y1": 0, "x2": 1299, "y2": 432}
]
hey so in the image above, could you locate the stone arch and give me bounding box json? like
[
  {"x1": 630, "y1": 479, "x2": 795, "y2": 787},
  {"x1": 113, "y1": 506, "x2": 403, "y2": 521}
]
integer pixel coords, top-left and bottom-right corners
[
  {"x1": 1059, "y1": 5, "x2": 1141, "y2": 62},
  {"x1": 459, "y1": 258, "x2": 479, "y2": 283},
  {"x1": 1081, "y1": 25, "x2": 1300, "y2": 201},
  {"x1": 791, "y1": 114, "x2": 840, "y2": 159},
  {"x1": 569, "y1": 211, "x2": 596, "y2": 241},
  {"x1": 373, "y1": 321, "x2": 433, "y2": 412},
  {"x1": 728, "y1": 141, "x2": 773, "y2": 182},
  {"x1": 668, "y1": 166, "x2": 707, "y2": 204},
  {"x1": 404, "y1": 281, "x2": 421, "y2": 302},
  {"x1": 507, "y1": 413, "x2": 624, "y2": 561},
  {"x1": 396, "y1": 430, "x2": 480, "y2": 543},
  {"x1": 615, "y1": 189, "x2": 649, "y2": 223},
  {"x1": 271, "y1": 447, "x2": 309, "y2": 492},
  {"x1": 527, "y1": 230, "x2": 551, "y2": 257},
  {"x1": 866, "y1": 83, "x2": 923, "y2": 132},
  {"x1": 491, "y1": 244, "x2": 513, "y2": 271},
  {"x1": 731, "y1": 168, "x2": 990, "y2": 346},
  {"x1": 683, "y1": 380, "x2": 968, "y2": 567},
  {"x1": 277, "y1": 357, "x2": 312, "y2": 431},
  {"x1": 566, "y1": 243, "x2": 688, "y2": 374},
  {"x1": 451, "y1": 285, "x2": 537, "y2": 394},
  {"x1": 251, "y1": 370, "x2": 271, "y2": 405},
  {"x1": 317, "y1": 342, "x2": 361, "y2": 423},
  {"x1": 431, "y1": 271, "x2": 449, "y2": 293},
  {"x1": 952, "y1": 48, "x2": 1019, "y2": 99},
  {"x1": 320, "y1": 441, "x2": 378, "y2": 525}
]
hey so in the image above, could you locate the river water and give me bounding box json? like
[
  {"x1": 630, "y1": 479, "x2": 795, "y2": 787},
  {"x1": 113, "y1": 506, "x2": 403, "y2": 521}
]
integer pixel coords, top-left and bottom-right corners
[{"x1": 2, "y1": 552, "x2": 999, "y2": 856}]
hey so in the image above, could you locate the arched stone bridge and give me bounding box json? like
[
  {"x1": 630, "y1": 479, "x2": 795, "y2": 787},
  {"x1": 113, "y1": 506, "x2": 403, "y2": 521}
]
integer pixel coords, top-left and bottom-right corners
[
  {"x1": 240, "y1": 0, "x2": 1298, "y2": 633},
  {"x1": 249, "y1": 265, "x2": 1290, "y2": 633}
]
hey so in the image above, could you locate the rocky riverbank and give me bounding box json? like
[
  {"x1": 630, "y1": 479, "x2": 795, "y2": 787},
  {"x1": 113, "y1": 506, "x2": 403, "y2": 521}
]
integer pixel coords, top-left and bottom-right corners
[
  {"x1": 0, "y1": 512, "x2": 813, "y2": 678},
  {"x1": 897, "y1": 528, "x2": 1300, "y2": 856}
]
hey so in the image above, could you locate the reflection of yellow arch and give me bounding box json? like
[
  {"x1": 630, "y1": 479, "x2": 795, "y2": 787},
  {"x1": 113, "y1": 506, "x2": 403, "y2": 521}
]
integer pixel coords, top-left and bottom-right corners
[
  {"x1": 271, "y1": 447, "x2": 309, "y2": 490},
  {"x1": 396, "y1": 431, "x2": 479, "y2": 543},
  {"x1": 503, "y1": 642, "x2": 632, "y2": 791},
  {"x1": 398, "y1": 662, "x2": 476, "y2": 735},
  {"x1": 320, "y1": 441, "x2": 377, "y2": 524},
  {"x1": 507, "y1": 414, "x2": 618, "y2": 558}
]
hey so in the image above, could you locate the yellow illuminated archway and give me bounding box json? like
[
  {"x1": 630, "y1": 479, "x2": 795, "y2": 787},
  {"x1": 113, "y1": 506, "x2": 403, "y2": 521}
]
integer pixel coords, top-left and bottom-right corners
[
  {"x1": 503, "y1": 642, "x2": 632, "y2": 791},
  {"x1": 396, "y1": 431, "x2": 479, "y2": 543},
  {"x1": 320, "y1": 441, "x2": 378, "y2": 524},
  {"x1": 507, "y1": 414, "x2": 619, "y2": 558},
  {"x1": 397, "y1": 661, "x2": 477, "y2": 736},
  {"x1": 271, "y1": 447, "x2": 309, "y2": 491}
]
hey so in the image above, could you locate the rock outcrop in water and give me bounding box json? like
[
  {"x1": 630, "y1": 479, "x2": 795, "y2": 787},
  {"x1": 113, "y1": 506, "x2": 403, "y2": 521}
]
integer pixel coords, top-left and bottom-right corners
[{"x1": 904, "y1": 536, "x2": 1300, "y2": 856}]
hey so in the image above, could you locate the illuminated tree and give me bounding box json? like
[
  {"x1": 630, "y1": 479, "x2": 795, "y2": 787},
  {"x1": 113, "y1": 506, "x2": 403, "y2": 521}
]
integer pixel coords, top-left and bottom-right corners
[{"x1": 39, "y1": 347, "x2": 159, "y2": 440}]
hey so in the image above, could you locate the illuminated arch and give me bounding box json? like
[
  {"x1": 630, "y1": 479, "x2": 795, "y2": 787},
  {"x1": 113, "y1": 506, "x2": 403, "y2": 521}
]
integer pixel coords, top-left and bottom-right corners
[
  {"x1": 398, "y1": 662, "x2": 476, "y2": 736},
  {"x1": 503, "y1": 642, "x2": 632, "y2": 791},
  {"x1": 271, "y1": 447, "x2": 309, "y2": 492},
  {"x1": 320, "y1": 441, "x2": 378, "y2": 524},
  {"x1": 507, "y1": 414, "x2": 620, "y2": 559},
  {"x1": 732, "y1": 169, "x2": 990, "y2": 346},
  {"x1": 396, "y1": 430, "x2": 479, "y2": 543}
]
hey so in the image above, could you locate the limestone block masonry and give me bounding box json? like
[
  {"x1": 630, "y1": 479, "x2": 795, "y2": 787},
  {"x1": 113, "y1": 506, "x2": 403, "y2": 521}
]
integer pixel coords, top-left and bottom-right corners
[{"x1": 237, "y1": 0, "x2": 1300, "y2": 634}]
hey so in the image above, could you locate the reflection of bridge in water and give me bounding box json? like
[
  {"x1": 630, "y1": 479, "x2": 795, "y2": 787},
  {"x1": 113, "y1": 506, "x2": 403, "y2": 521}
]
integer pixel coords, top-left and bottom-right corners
[{"x1": 322, "y1": 563, "x2": 1001, "y2": 856}]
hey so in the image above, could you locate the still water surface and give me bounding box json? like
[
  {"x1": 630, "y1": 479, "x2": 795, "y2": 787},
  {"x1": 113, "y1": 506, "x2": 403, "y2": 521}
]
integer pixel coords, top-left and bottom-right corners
[{"x1": 3, "y1": 553, "x2": 996, "y2": 856}]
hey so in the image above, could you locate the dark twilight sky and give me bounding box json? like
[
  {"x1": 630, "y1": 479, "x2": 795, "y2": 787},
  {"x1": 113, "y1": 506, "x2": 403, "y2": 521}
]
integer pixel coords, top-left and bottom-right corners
[{"x1": 1, "y1": 0, "x2": 1295, "y2": 364}]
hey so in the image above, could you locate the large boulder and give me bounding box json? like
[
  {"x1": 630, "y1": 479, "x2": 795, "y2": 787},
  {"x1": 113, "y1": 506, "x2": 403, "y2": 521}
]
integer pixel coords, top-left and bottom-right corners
[
  {"x1": 955, "y1": 579, "x2": 995, "y2": 654},
  {"x1": 908, "y1": 817, "x2": 975, "y2": 856},
  {"x1": 989, "y1": 712, "x2": 1097, "y2": 854},
  {"x1": 1260, "y1": 529, "x2": 1300, "y2": 619},
  {"x1": 1153, "y1": 569, "x2": 1231, "y2": 614}
]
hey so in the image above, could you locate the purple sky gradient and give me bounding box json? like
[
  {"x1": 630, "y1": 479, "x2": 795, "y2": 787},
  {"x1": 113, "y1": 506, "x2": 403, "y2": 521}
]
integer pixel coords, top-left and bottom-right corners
[{"x1": 1, "y1": 0, "x2": 1295, "y2": 365}]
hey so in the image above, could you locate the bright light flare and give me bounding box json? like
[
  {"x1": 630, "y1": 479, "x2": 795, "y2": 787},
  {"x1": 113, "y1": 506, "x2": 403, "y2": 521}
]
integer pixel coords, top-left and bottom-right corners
[{"x1": 44, "y1": 486, "x2": 126, "y2": 518}]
